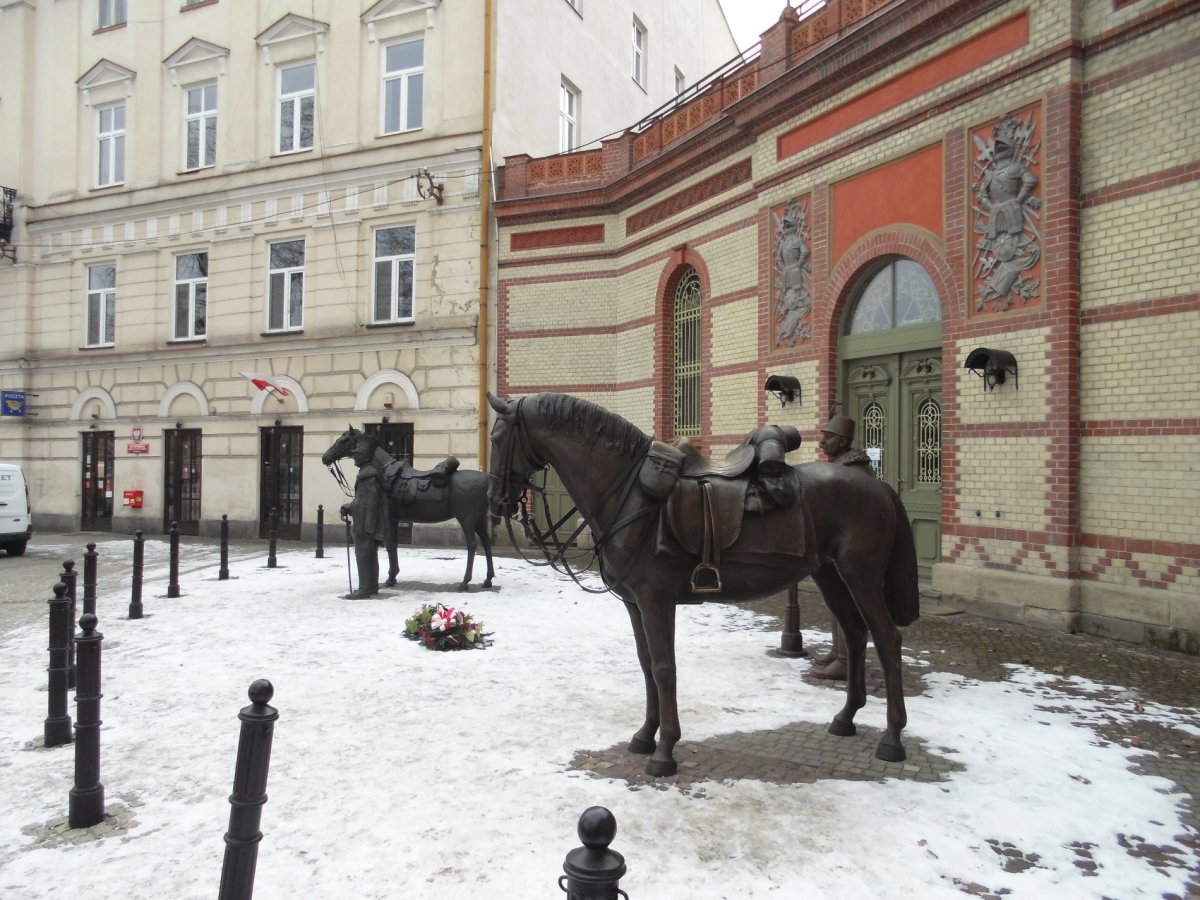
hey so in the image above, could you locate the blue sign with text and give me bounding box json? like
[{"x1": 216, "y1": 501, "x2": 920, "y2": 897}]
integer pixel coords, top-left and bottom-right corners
[{"x1": 1, "y1": 391, "x2": 27, "y2": 416}]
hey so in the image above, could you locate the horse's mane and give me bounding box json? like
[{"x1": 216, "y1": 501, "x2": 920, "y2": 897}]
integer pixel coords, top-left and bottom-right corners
[{"x1": 531, "y1": 393, "x2": 650, "y2": 459}]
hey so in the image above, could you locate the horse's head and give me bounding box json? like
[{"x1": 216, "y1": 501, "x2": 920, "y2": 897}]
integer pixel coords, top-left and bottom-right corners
[
  {"x1": 487, "y1": 393, "x2": 543, "y2": 517},
  {"x1": 322, "y1": 425, "x2": 366, "y2": 467}
]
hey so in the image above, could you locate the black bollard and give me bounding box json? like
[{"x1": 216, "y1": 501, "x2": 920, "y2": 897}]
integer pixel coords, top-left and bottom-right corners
[
  {"x1": 168, "y1": 522, "x2": 181, "y2": 598},
  {"x1": 219, "y1": 514, "x2": 230, "y2": 581},
  {"x1": 128, "y1": 531, "x2": 145, "y2": 619},
  {"x1": 82, "y1": 542, "x2": 98, "y2": 617},
  {"x1": 267, "y1": 508, "x2": 278, "y2": 569},
  {"x1": 315, "y1": 505, "x2": 325, "y2": 559},
  {"x1": 44, "y1": 582, "x2": 74, "y2": 748},
  {"x1": 559, "y1": 807, "x2": 629, "y2": 899},
  {"x1": 69, "y1": 613, "x2": 105, "y2": 828},
  {"x1": 218, "y1": 679, "x2": 279, "y2": 900},
  {"x1": 777, "y1": 583, "x2": 807, "y2": 657},
  {"x1": 62, "y1": 560, "x2": 77, "y2": 689}
]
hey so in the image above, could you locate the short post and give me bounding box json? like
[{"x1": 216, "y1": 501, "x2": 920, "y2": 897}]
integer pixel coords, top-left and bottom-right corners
[
  {"x1": 128, "y1": 531, "x2": 145, "y2": 619},
  {"x1": 559, "y1": 806, "x2": 628, "y2": 899},
  {"x1": 44, "y1": 582, "x2": 74, "y2": 748},
  {"x1": 69, "y1": 613, "x2": 105, "y2": 828},
  {"x1": 82, "y1": 542, "x2": 98, "y2": 617},
  {"x1": 315, "y1": 505, "x2": 325, "y2": 559},
  {"x1": 63, "y1": 560, "x2": 77, "y2": 689},
  {"x1": 218, "y1": 679, "x2": 279, "y2": 900},
  {"x1": 267, "y1": 508, "x2": 278, "y2": 569},
  {"x1": 168, "y1": 522, "x2": 181, "y2": 598},
  {"x1": 219, "y1": 514, "x2": 230, "y2": 581},
  {"x1": 777, "y1": 583, "x2": 806, "y2": 657}
]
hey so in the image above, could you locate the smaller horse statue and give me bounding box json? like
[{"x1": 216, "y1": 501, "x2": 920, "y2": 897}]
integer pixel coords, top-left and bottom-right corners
[{"x1": 321, "y1": 426, "x2": 495, "y2": 592}]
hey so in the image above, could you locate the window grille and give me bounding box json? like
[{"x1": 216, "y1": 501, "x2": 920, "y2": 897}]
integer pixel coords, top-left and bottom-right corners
[
  {"x1": 862, "y1": 401, "x2": 885, "y2": 482},
  {"x1": 672, "y1": 267, "x2": 701, "y2": 438},
  {"x1": 916, "y1": 397, "x2": 942, "y2": 484}
]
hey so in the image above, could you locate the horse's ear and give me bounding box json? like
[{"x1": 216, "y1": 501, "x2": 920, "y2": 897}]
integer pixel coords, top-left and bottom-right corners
[{"x1": 487, "y1": 393, "x2": 509, "y2": 416}]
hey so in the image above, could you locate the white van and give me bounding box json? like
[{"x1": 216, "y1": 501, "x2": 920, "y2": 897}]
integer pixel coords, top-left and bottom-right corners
[{"x1": 0, "y1": 463, "x2": 32, "y2": 556}]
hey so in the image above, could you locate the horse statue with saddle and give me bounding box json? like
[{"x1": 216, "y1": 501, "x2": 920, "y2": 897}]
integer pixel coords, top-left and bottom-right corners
[
  {"x1": 488, "y1": 392, "x2": 920, "y2": 777},
  {"x1": 321, "y1": 426, "x2": 495, "y2": 595}
]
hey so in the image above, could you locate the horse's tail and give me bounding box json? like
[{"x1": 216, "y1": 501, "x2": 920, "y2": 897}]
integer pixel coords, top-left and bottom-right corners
[{"x1": 885, "y1": 490, "x2": 921, "y2": 626}]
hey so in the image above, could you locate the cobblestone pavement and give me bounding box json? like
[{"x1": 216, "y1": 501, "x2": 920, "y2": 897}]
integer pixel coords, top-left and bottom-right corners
[{"x1": 569, "y1": 585, "x2": 1200, "y2": 900}]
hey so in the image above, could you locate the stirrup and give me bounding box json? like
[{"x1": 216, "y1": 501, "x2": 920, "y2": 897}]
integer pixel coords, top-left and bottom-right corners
[{"x1": 690, "y1": 562, "x2": 722, "y2": 593}]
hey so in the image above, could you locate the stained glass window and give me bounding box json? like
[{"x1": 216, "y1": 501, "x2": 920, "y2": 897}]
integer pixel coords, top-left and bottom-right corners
[{"x1": 848, "y1": 258, "x2": 940, "y2": 334}]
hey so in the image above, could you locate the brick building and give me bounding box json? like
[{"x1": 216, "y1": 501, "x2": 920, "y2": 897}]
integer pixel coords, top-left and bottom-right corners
[{"x1": 494, "y1": 0, "x2": 1199, "y2": 650}]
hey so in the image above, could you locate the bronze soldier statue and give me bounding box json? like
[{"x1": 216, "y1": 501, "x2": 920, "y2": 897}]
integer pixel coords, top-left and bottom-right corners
[
  {"x1": 813, "y1": 414, "x2": 876, "y2": 680},
  {"x1": 339, "y1": 432, "x2": 390, "y2": 599}
]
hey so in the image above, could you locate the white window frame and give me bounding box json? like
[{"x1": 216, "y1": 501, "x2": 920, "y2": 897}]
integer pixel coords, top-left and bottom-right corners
[
  {"x1": 266, "y1": 239, "x2": 305, "y2": 332},
  {"x1": 184, "y1": 83, "x2": 217, "y2": 171},
  {"x1": 632, "y1": 17, "x2": 647, "y2": 87},
  {"x1": 96, "y1": 102, "x2": 125, "y2": 187},
  {"x1": 174, "y1": 252, "x2": 208, "y2": 341},
  {"x1": 381, "y1": 38, "x2": 424, "y2": 135},
  {"x1": 564, "y1": 0, "x2": 580, "y2": 10},
  {"x1": 372, "y1": 225, "x2": 416, "y2": 324},
  {"x1": 675, "y1": 67, "x2": 686, "y2": 95},
  {"x1": 277, "y1": 61, "x2": 315, "y2": 154},
  {"x1": 86, "y1": 263, "x2": 116, "y2": 347},
  {"x1": 559, "y1": 78, "x2": 579, "y2": 153},
  {"x1": 98, "y1": 0, "x2": 126, "y2": 29}
]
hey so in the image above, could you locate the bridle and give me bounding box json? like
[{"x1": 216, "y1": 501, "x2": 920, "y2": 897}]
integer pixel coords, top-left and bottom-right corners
[
  {"x1": 492, "y1": 398, "x2": 655, "y2": 594},
  {"x1": 325, "y1": 431, "x2": 368, "y2": 500}
]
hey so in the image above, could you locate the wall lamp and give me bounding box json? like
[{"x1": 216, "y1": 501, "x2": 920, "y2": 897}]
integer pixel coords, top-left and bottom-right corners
[
  {"x1": 764, "y1": 374, "x2": 801, "y2": 407},
  {"x1": 381, "y1": 415, "x2": 390, "y2": 425},
  {"x1": 175, "y1": 421, "x2": 183, "y2": 430},
  {"x1": 964, "y1": 347, "x2": 1019, "y2": 391}
]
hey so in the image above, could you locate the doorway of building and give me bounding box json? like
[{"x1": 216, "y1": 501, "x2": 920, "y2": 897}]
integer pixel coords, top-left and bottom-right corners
[
  {"x1": 164, "y1": 428, "x2": 202, "y2": 535},
  {"x1": 80, "y1": 431, "x2": 115, "y2": 532},
  {"x1": 365, "y1": 420, "x2": 414, "y2": 544},
  {"x1": 259, "y1": 425, "x2": 303, "y2": 540},
  {"x1": 839, "y1": 257, "x2": 943, "y2": 583}
]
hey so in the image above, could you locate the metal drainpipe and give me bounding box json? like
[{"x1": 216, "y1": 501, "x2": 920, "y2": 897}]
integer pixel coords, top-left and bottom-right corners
[{"x1": 477, "y1": 0, "x2": 495, "y2": 470}]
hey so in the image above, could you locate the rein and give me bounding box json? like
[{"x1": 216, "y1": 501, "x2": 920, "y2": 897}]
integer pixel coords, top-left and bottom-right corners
[{"x1": 328, "y1": 459, "x2": 354, "y2": 499}]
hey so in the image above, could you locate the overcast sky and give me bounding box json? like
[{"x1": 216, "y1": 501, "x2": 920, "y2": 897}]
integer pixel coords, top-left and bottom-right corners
[{"x1": 720, "y1": 0, "x2": 819, "y2": 51}]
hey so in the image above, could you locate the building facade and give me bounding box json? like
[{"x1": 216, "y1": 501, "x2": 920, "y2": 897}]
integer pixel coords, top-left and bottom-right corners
[
  {"x1": 0, "y1": 0, "x2": 736, "y2": 540},
  {"x1": 494, "y1": 0, "x2": 1200, "y2": 650}
]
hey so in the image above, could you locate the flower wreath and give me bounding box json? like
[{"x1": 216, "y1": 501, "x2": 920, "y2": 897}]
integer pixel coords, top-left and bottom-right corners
[{"x1": 404, "y1": 603, "x2": 491, "y2": 651}]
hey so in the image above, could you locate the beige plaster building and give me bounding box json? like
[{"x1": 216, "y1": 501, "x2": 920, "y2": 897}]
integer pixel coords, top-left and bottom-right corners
[{"x1": 0, "y1": 0, "x2": 736, "y2": 541}]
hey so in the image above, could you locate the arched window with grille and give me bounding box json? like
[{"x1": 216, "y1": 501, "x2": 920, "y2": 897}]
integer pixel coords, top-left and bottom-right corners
[{"x1": 672, "y1": 266, "x2": 702, "y2": 438}]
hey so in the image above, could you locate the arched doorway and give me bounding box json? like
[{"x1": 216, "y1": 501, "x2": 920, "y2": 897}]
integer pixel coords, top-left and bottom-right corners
[{"x1": 839, "y1": 256, "x2": 943, "y2": 583}]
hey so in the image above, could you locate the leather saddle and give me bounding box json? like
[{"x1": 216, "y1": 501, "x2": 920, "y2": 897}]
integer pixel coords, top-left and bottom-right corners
[
  {"x1": 649, "y1": 427, "x2": 810, "y2": 595},
  {"x1": 385, "y1": 456, "x2": 460, "y2": 505}
]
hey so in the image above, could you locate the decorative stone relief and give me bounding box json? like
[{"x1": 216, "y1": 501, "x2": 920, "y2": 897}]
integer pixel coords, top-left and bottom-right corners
[
  {"x1": 772, "y1": 197, "x2": 812, "y2": 347},
  {"x1": 971, "y1": 108, "x2": 1042, "y2": 314}
]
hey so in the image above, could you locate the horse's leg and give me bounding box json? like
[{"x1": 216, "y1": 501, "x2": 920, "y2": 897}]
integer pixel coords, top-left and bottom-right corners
[
  {"x1": 476, "y1": 515, "x2": 495, "y2": 588},
  {"x1": 840, "y1": 566, "x2": 908, "y2": 762},
  {"x1": 623, "y1": 601, "x2": 659, "y2": 756},
  {"x1": 457, "y1": 516, "x2": 477, "y2": 591},
  {"x1": 636, "y1": 594, "x2": 679, "y2": 777},
  {"x1": 811, "y1": 564, "x2": 869, "y2": 737},
  {"x1": 384, "y1": 517, "x2": 399, "y2": 587}
]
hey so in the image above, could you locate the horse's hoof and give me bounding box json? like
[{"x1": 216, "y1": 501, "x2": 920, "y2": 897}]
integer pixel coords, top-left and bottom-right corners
[
  {"x1": 628, "y1": 736, "x2": 656, "y2": 755},
  {"x1": 828, "y1": 718, "x2": 856, "y2": 737},
  {"x1": 645, "y1": 758, "x2": 677, "y2": 778},
  {"x1": 483, "y1": 579, "x2": 493, "y2": 589},
  {"x1": 458, "y1": 583, "x2": 469, "y2": 592},
  {"x1": 875, "y1": 739, "x2": 906, "y2": 763},
  {"x1": 384, "y1": 578, "x2": 397, "y2": 588}
]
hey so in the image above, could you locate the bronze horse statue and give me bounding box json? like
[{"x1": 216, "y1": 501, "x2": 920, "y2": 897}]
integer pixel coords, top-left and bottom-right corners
[
  {"x1": 321, "y1": 426, "x2": 495, "y2": 591},
  {"x1": 488, "y1": 392, "x2": 920, "y2": 776}
]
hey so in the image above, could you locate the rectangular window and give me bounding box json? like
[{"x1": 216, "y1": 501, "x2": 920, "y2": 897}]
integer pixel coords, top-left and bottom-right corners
[
  {"x1": 559, "y1": 79, "x2": 579, "y2": 152},
  {"x1": 174, "y1": 252, "x2": 208, "y2": 340},
  {"x1": 373, "y1": 226, "x2": 416, "y2": 323},
  {"x1": 184, "y1": 84, "x2": 217, "y2": 170},
  {"x1": 86, "y1": 264, "x2": 116, "y2": 347},
  {"x1": 267, "y1": 240, "x2": 304, "y2": 331},
  {"x1": 278, "y1": 62, "x2": 315, "y2": 154},
  {"x1": 96, "y1": 102, "x2": 125, "y2": 187},
  {"x1": 675, "y1": 67, "x2": 685, "y2": 95},
  {"x1": 382, "y1": 39, "x2": 424, "y2": 134},
  {"x1": 98, "y1": 0, "x2": 126, "y2": 28},
  {"x1": 632, "y1": 17, "x2": 647, "y2": 87}
]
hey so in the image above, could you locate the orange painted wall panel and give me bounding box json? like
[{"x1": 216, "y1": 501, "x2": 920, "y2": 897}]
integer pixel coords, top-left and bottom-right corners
[{"x1": 831, "y1": 144, "x2": 944, "y2": 265}]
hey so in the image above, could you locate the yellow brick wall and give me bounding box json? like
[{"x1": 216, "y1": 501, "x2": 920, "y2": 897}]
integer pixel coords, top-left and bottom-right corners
[
  {"x1": 954, "y1": 436, "x2": 1050, "y2": 532},
  {"x1": 952, "y1": 329, "x2": 1050, "y2": 426},
  {"x1": 1081, "y1": 436, "x2": 1200, "y2": 545},
  {"x1": 1080, "y1": 313, "x2": 1200, "y2": 420}
]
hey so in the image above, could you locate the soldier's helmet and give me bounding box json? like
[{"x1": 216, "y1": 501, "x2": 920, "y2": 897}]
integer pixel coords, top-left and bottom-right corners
[{"x1": 820, "y1": 414, "x2": 856, "y2": 443}]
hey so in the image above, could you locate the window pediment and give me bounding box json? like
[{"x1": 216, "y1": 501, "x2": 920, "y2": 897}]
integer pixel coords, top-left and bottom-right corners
[
  {"x1": 77, "y1": 58, "x2": 135, "y2": 106},
  {"x1": 256, "y1": 13, "x2": 329, "y2": 63},
  {"x1": 163, "y1": 38, "x2": 230, "y2": 85},
  {"x1": 362, "y1": 0, "x2": 440, "y2": 41}
]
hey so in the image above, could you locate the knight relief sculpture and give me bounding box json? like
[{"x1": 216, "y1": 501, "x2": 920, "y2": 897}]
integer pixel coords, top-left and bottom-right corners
[
  {"x1": 972, "y1": 111, "x2": 1042, "y2": 313},
  {"x1": 773, "y1": 197, "x2": 813, "y2": 347}
]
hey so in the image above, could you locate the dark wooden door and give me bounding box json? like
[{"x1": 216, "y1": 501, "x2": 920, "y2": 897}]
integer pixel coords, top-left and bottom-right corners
[
  {"x1": 365, "y1": 421, "x2": 414, "y2": 544},
  {"x1": 260, "y1": 426, "x2": 303, "y2": 540},
  {"x1": 163, "y1": 428, "x2": 202, "y2": 535},
  {"x1": 80, "y1": 431, "x2": 115, "y2": 532}
]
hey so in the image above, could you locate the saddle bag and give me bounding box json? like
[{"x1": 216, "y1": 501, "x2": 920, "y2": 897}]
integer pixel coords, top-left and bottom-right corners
[{"x1": 638, "y1": 441, "x2": 686, "y2": 498}]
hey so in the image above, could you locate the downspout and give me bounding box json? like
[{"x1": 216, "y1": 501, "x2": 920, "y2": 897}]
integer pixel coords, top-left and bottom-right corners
[{"x1": 477, "y1": 0, "x2": 495, "y2": 469}]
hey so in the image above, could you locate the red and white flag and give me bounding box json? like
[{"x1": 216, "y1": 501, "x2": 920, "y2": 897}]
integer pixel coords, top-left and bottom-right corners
[{"x1": 241, "y1": 371, "x2": 290, "y2": 396}]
